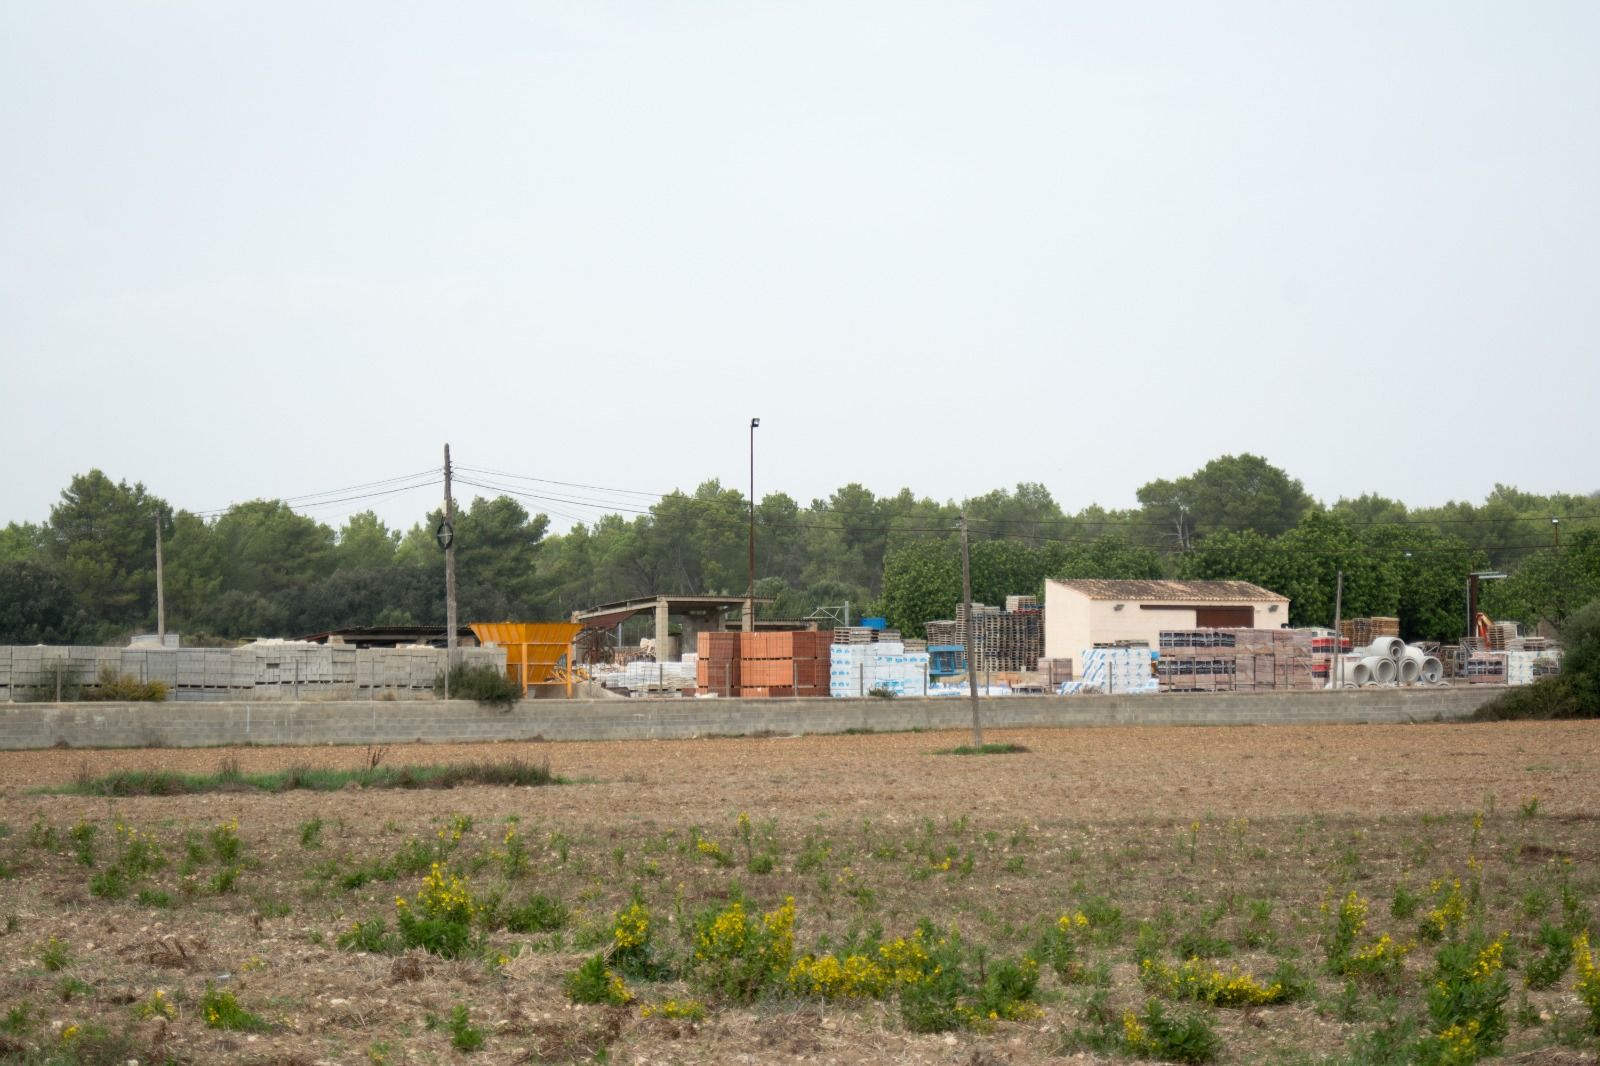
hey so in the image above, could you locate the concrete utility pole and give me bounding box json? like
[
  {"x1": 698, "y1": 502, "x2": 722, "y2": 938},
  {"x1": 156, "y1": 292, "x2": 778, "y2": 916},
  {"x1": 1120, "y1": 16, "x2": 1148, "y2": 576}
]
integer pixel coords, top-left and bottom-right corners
[
  {"x1": 745, "y1": 417, "x2": 759, "y2": 633},
  {"x1": 443, "y1": 443, "x2": 458, "y2": 668},
  {"x1": 155, "y1": 511, "x2": 166, "y2": 644},
  {"x1": 1332, "y1": 569, "x2": 1343, "y2": 689},
  {"x1": 960, "y1": 513, "x2": 983, "y2": 747}
]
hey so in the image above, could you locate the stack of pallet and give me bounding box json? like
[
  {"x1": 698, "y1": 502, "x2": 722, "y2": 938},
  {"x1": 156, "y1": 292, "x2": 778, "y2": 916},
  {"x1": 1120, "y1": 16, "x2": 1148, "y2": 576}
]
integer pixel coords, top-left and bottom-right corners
[
  {"x1": 695, "y1": 633, "x2": 742, "y2": 697},
  {"x1": 1005, "y1": 594, "x2": 1039, "y2": 612},
  {"x1": 924, "y1": 620, "x2": 959, "y2": 645},
  {"x1": 1239, "y1": 629, "x2": 1318, "y2": 692},
  {"x1": 1037, "y1": 657, "x2": 1074, "y2": 686},
  {"x1": 1485, "y1": 621, "x2": 1520, "y2": 651},
  {"x1": 1339, "y1": 617, "x2": 1401, "y2": 645},
  {"x1": 953, "y1": 603, "x2": 1000, "y2": 656},
  {"x1": 739, "y1": 631, "x2": 831, "y2": 698},
  {"x1": 956, "y1": 602, "x2": 1044, "y2": 673},
  {"x1": 831, "y1": 627, "x2": 880, "y2": 645}
]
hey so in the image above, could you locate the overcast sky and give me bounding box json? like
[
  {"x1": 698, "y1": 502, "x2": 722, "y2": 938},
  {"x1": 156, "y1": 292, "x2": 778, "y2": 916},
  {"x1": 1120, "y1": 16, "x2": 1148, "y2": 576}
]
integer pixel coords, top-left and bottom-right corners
[{"x1": 3, "y1": 3, "x2": 1596, "y2": 534}]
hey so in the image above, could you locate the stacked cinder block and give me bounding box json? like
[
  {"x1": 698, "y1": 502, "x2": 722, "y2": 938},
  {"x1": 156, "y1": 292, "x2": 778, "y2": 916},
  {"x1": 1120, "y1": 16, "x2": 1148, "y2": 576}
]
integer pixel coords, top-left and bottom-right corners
[{"x1": 1154, "y1": 629, "x2": 1317, "y2": 693}]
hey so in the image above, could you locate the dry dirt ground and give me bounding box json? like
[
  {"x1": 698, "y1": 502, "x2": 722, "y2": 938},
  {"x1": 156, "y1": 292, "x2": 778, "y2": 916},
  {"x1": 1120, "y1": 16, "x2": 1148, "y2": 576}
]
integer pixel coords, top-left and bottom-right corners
[{"x1": 1, "y1": 720, "x2": 1598, "y2": 1065}]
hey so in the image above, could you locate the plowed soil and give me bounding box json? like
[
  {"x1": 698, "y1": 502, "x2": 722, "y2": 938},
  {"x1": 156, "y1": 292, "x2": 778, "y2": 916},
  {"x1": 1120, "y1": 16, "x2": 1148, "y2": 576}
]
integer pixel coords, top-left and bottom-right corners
[{"x1": 2, "y1": 720, "x2": 1597, "y2": 1065}]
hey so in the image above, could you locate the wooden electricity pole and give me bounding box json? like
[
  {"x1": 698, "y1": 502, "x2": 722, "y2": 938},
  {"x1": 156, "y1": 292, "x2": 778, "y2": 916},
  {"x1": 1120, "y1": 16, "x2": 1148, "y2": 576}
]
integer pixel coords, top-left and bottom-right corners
[{"x1": 960, "y1": 513, "x2": 982, "y2": 747}]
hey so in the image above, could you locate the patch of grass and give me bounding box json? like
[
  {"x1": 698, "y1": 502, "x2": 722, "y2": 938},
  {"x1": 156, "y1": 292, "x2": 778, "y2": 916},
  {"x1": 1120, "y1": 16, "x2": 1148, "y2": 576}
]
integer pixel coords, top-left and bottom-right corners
[
  {"x1": 201, "y1": 983, "x2": 270, "y2": 1032},
  {"x1": 54, "y1": 757, "x2": 561, "y2": 796},
  {"x1": 502, "y1": 893, "x2": 568, "y2": 934},
  {"x1": 136, "y1": 888, "x2": 172, "y2": 908},
  {"x1": 932, "y1": 742, "x2": 1030, "y2": 756},
  {"x1": 40, "y1": 936, "x2": 71, "y2": 971},
  {"x1": 446, "y1": 1003, "x2": 484, "y2": 1052}
]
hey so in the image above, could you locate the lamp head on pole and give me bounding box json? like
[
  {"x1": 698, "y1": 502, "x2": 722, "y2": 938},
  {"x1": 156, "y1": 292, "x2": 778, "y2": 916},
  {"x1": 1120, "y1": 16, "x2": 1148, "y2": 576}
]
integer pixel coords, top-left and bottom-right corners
[{"x1": 750, "y1": 417, "x2": 760, "y2": 429}]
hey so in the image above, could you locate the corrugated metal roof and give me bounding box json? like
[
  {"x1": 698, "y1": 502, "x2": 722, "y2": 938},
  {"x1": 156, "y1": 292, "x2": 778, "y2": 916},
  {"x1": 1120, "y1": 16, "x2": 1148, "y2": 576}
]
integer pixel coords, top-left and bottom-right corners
[{"x1": 1049, "y1": 579, "x2": 1287, "y2": 602}]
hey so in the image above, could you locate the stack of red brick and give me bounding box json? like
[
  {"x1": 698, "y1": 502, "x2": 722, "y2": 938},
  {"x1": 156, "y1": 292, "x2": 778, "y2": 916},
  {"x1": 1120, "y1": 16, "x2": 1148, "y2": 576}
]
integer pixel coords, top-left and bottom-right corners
[
  {"x1": 694, "y1": 633, "x2": 741, "y2": 697},
  {"x1": 695, "y1": 631, "x2": 830, "y2": 698}
]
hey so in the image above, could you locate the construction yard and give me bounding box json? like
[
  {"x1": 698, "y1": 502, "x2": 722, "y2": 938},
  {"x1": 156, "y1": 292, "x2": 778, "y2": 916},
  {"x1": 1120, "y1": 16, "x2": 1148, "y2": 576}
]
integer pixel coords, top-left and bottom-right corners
[{"x1": 1, "y1": 721, "x2": 1598, "y2": 1064}]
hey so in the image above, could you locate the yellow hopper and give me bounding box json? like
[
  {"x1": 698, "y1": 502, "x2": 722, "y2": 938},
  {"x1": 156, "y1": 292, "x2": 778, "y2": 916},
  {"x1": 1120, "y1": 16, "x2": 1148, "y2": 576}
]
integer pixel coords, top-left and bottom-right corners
[{"x1": 469, "y1": 622, "x2": 585, "y2": 696}]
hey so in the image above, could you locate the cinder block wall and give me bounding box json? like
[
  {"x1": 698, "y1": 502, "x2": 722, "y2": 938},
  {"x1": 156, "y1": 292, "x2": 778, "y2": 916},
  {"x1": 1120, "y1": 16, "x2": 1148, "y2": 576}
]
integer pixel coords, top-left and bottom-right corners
[
  {"x1": 0, "y1": 688, "x2": 1506, "y2": 750},
  {"x1": 0, "y1": 645, "x2": 505, "y2": 702}
]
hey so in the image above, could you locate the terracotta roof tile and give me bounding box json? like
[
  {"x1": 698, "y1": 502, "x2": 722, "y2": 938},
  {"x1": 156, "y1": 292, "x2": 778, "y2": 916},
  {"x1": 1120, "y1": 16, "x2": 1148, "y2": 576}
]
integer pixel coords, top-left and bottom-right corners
[{"x1": 1048, "y1": 579, "x2": 1287, "y2": 602}]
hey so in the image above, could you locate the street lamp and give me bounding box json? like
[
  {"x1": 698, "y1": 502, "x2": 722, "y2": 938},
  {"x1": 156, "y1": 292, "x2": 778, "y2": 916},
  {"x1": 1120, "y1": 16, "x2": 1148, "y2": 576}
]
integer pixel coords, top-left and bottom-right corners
[
  {"x1": 747, "y1": 418, "x2": 760, "y2": 633},
  {"x1": 1467, "y1": 571, "x2": 1508, "y2": 642}
]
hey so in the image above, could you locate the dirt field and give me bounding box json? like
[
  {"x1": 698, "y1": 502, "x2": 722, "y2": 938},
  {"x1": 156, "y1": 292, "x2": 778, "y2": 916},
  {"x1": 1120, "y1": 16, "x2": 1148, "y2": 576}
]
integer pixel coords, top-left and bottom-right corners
[{"x1": 2, "y1": 720, "x2": 1598, "y2": 1064}]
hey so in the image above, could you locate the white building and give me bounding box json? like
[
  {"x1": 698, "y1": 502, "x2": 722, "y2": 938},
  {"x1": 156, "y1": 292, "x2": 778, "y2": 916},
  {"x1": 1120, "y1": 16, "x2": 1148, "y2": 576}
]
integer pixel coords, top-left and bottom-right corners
[{"x1": 1044, "y1": 579, "x2": 1290, "y2": 660}]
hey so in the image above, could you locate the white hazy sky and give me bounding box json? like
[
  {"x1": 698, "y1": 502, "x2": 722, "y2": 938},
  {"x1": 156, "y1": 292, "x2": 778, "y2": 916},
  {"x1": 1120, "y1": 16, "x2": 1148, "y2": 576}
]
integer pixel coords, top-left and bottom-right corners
[{"x1": 3, "y1": 2, "x2": 1597, "y2": 533}]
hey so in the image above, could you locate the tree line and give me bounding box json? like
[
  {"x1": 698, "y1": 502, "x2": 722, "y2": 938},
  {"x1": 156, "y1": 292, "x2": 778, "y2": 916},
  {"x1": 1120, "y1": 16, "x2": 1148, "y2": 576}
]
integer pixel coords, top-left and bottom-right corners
[{"x1": 1, "y1": 455, "x2": 1595, "y2": 647}]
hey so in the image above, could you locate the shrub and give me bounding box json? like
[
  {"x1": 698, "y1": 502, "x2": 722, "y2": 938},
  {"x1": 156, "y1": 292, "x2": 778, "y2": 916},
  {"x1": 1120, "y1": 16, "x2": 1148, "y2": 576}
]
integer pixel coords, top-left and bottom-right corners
[
  {"x1": 609, "y1": 899, "x2": 661, "y2": 979},
  {"x1": 1034, "y1": 911, "x2": 1089, "y2": 983},
  {"x1": 446, "y1": 1004, "x2": 484, "y2": 1052},
  {"x1": 337, "y1": 917, "x2": 398, "y2": 954},
  {"x1": 395, "y1": 864, "x2": 477, "y2": 958},
  {"x1": 897, "y1": 930, "x2": 974, "y2": 1033},
  {"x1": 201, "y1": 984, "x2": 270, "y2": 1032},
  {"x1": 40, "y1": 936, "x2": 71, "y2": 972},
  {"x1": 1140, "y1": 956, "x2": 1297, "y2": 1007},
  {"x1": 690, "y1": 896, "x2": 796, "y2": 1003},
  {"x1": 1525, "y1": 921, "x2": 1575, "y2": 989},
  {"x1": 977, "y1": 956, "x2": 1042, "y2": 1021},
  {"x1": 639, "y1": 998, "x2": 706, "y2": 1021},
  {"x1": 1121, "y1": 999, "x2": 1221, "y2": 1063},
  {"x1": 1574, "y1": 932, "x2": 1600, "y2": 1034},
  {"x1": 1418, "y1": 934, "x2": 1509, "y2": 1063},
  {"x1": 502, "y1": 893, "x2": 567, "y2": 934},
  {"x1": 788, "y1": 951, "x2": 893, "y2": 1000},
  {"x1": 434, "y1": 663, "x2": 520, "y2": 709},
  {"x1": 566, "y1": 953, "x2": 633, "y2": 1006},
  {"x1": 83, "y1": 667, "x2": 168, "y2": 702}
]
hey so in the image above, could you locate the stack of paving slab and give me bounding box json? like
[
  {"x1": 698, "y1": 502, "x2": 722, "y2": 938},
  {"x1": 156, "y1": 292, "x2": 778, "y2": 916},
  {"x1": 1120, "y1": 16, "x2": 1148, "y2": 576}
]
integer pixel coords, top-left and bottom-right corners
[
  {"x1": 829, "y1": 641, "x2": 930, "y2": 698},
  {"x1": 621, "y1": 660, "x2": 696, "y2": 694}
]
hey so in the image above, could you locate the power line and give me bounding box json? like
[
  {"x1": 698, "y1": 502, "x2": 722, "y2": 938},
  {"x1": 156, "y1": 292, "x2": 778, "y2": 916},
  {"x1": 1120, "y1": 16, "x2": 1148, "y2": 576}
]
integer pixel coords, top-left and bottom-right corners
[{"x1": 190, "y1": 469, "x2": 441, "y2": 518}]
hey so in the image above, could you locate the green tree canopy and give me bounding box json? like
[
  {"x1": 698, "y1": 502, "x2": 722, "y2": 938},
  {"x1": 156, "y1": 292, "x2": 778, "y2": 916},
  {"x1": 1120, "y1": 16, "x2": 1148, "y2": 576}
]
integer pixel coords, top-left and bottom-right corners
[{"x1": 1138, "y1": 454, "x2": 1313, "y2": 545}]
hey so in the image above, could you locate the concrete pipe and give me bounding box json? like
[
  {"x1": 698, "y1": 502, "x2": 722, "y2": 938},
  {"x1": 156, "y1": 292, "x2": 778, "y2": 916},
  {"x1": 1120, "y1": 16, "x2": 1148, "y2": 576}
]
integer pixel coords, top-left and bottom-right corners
[
  {"x1": 1419, "y1": 656, "x2": 1443, "y2": 684},
  {"x1": 1359, "y1": 637, "x2": 1405, "y2": 661},
  {"x1": 1397, "y1": 657, "x2": 1421, "y2": 684},
  {"x1": 1327, "y1": 658, "x2": 1370, "y2": 687},
  {"x1": 1361, "y1": 655, "x2": 1397, "y2": 684}
]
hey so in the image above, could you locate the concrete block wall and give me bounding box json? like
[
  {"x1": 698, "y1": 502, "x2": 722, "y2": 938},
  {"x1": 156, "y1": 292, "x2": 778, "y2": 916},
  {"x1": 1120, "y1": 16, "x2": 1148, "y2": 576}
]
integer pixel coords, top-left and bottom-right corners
[
  {"x1": 0, "y1": 645, "x2": 505, "y2": 703},
  {"x1": 0, "y1": 686, "x2": 1507, "y2": 750}
]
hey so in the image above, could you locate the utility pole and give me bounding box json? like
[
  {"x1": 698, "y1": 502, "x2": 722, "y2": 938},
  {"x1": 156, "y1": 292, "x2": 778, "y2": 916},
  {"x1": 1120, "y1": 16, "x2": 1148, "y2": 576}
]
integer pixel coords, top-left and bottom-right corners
[
  {"x1": 1553, "y1": 517, "x2": 1561, "y2": 549},
  {"x1": 960, "y1": 513, "x2": 982, "y2": 746},
  {"x1": 154, "y1": 511, "x2": 166, "y2": 645},
  {"x1": 443, "y1": 444, "x2": 458, "y2": 672},
  {"x1": 1331, "y1": 569, "x2": 1343, "y2": 689},
  {"x1": 746, "y1": 417, "x2": 759, "y2": 633}
]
